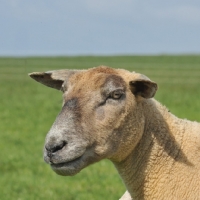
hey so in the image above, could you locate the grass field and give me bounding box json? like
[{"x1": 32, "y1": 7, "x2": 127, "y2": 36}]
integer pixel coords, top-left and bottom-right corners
[{"x1": 0, "y1": 55, "x2": 200, "y2": 200}]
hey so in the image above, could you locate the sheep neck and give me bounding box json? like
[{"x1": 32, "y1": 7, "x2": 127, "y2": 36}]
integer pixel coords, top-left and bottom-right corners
[{"x1": 113, "y1": 99, "x2": 191, "y2": 199}]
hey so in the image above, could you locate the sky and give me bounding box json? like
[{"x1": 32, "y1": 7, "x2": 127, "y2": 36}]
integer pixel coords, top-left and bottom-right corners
[{"x1": 1, "y1": 0, "x2": 200, "y2": 56}]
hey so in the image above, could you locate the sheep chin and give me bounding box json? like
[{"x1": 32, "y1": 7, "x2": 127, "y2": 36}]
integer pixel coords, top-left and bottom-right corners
[{"x1": 52, "y1": 167, "x2": 80, "y2": 176}]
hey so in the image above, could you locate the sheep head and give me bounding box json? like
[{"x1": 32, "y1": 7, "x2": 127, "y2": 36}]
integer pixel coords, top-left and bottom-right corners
[{"x1": 29, "y1": 66, "x2": 157, "y2": 176}]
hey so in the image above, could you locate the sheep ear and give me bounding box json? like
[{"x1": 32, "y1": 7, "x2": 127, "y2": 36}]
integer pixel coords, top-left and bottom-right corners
[
  {"x1": 129, "y1": 79, "x2": 158, "y2": 99},
  {"x1": 28, "y1": 69, "x2": 80, "y2": 90}
]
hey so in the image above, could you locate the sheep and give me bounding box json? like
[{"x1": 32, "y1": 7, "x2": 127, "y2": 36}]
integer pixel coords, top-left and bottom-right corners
[{"x1": 29, "y1": 66, "x2": 200, "y2": 200}]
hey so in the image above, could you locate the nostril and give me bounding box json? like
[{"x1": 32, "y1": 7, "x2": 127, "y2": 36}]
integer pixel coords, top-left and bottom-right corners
[
  {"x1": 45, "y1": 141, "x2": 67, "y2": 154},
  {"x1": 52, "y1": 141, "x2": 66, "y2": 153}
]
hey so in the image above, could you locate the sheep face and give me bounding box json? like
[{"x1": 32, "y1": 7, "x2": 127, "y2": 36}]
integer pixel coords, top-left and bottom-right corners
[{"x1": 29, "y1": 66, "x2": 157, "y2": 176}]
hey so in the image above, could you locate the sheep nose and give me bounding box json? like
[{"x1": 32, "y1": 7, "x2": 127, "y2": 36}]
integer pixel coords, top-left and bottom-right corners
[{"x1": 45, "y1": 141, "x2": 67, "y2": 156}]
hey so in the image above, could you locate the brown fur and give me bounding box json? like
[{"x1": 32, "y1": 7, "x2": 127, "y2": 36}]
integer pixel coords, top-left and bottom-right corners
[{"x1": 29, "y1": 66, "x2": 200, "y2": 200}]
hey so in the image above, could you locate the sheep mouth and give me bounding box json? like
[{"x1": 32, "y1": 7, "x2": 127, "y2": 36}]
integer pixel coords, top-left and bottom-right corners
[
  {"x1": 49, "y1": 154, "x2": 85, "y2": 176},
  {"x1": 48, "y1": 146, "x2": 96, "y2": 176},
  {"x1": 50, "y1": 155, "x2": 82, "y2": 168}
]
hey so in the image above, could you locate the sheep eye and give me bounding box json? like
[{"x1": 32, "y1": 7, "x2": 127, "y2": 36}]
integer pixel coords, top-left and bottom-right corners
[{"x1": 110, "y1": 90, "x2": 124, "y2": 99}]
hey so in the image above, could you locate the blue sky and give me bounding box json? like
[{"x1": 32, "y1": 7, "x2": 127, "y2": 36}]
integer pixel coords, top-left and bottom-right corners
[{"x1": 1, "y1": 0, "x2": 200, "y2": 56}]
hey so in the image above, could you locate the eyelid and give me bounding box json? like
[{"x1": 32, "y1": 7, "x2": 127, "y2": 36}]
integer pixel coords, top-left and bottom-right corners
[
  {"x1": 109, "y1": 89, "x2": 124, "y2": 99},
  {"x1": 98, "y1": 89, "x2": 125, "y2": 107}
]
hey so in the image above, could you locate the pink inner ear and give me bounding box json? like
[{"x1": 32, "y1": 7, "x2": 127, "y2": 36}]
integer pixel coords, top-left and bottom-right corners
[{"x1": 129, "y1": 80, "x2": 158, "y2": 99}]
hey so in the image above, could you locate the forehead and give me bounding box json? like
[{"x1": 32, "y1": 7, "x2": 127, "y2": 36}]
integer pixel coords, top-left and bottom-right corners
[{"x1": 67, "y1": 67, "x2": 126, "y2": 90}]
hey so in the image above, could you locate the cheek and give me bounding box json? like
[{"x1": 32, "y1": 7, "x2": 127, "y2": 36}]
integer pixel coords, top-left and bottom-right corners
[
  {"x1": 96, "y1": 107, "x2": 105, "y2": 121},
  {"x1": 95, "y1": 104, "x2": 126, "y2": 130}
]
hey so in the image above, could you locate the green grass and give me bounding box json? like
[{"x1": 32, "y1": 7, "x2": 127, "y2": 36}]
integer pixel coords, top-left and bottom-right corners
[{"x1": 0, "y1": 55, "x2": 200, "y2": 200}]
